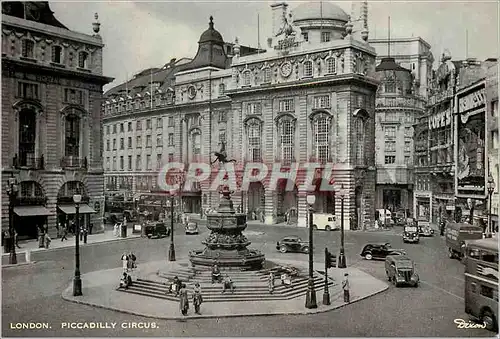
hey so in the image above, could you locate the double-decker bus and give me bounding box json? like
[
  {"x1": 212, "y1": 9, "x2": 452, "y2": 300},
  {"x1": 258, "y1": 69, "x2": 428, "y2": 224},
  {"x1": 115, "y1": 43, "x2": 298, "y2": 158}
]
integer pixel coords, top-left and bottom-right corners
[{"x1": 464, "y1": 237, "x2": 499, "y2": 332}]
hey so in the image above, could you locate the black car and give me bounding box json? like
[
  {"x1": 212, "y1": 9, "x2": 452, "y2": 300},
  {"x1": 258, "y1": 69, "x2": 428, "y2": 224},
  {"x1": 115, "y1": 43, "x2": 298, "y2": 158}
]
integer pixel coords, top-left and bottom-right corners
[
  {"x1": 144, "y1": 221, "x2": 170, "y2": 238},
  {"x1": 360, "y1": 243, "x2": 406, "y2": 260},
  {"x1": 276, "y1": 236, "x2": 309, "y2": 254}
]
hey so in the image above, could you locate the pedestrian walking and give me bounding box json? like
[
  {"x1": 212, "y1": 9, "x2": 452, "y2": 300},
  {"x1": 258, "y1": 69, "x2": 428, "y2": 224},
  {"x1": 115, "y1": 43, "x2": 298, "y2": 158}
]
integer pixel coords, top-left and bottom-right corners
[
  {"x1": 179, "y1": 283, "x2": 189, "y2": 316},
  {"x1": 121, "y1": 253, "x2": 129, "y2": 272},
  {"x1": 127, "y1": 252, "x2": 137, "y2": 271},
  {"x1": 342, "y1": 273, "x2": 350, "y2": 303},
  {"x1": 193, "y1": 282, "x2": 203, "y2": 314},
  {"x1": 14, "y1": 230, "x2": 21, "y2": 249},
  {"x1": 80, "y1": 225, "x2": 84, "y2": 241},
  {"x1": 268, "y1": 272, "x2": 275, "y2": 294},
  {"x1": 114, "y1": 223, "x2": 120, "y2": 237},
  {"x1": 44, "y1": 233, "x2": 51, "y2": 249}
]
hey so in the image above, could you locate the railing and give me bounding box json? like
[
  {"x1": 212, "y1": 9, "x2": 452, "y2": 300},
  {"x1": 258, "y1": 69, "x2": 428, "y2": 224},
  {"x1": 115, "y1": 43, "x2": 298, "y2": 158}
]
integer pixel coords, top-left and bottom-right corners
[
  {"x1": 13, "y1": 154, "x2": 45, "y2": 170},
  {"x1": 57, "y1": 196, "x2": 90, "y2": 204},
  {"x1": 60, "y1": 156, "x2": 88, "y2": 169}
]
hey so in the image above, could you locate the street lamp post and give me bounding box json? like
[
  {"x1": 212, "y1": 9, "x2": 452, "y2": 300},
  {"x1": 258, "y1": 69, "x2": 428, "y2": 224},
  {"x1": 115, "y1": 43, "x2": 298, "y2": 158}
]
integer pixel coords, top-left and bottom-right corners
[
  {"x1": 487, "y1": 174, "x2": 495, "y2": 238},
  {"x1": 467, "y1": 198, "x2": 475, "y2": 226},
  {"x1": 8, "y1": 177, "x2": 18, "y2": 265},
  {"x1": 168, "y1": 192, "x2": 176, "y2": 261},
  {"x1": 73, "y1": 194, "x2": 83, "y2": 296},
  {"x1": 305, "y1": 193, "x2": 317, "y2": 309},
  {"x1": 338, "y1": 185, "x2": 347, "y2": 268}
]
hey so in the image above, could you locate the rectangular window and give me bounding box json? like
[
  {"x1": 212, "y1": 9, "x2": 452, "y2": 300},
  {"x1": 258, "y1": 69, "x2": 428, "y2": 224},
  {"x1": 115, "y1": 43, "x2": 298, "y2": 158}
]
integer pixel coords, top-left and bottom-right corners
[
  {"x1": 321, "y1": 31, "x2": 331, "y2": 43},
  {"x1": 168, "y1": 153, "x2": 174, "y2": 162},
  {"x1": 106, "y1": 157, "x2": 110, "y2": 170},
  {"x1": 156, "y1": 154, "x2": 162, "y2": 169},
  {"x1": 17, "y1": 82, "x2": 39, "y2": 99},
  {"x1": 128, "y1": 122, "x2": 132, "y2": 132},
  {"x1": 156, "y1": 117, "x2": 162, "y2": 129},
  {"x1": 120, "y1": 138, "x2": 124, "y2": 150},
  {"x1": 63, "y1": 88, "x2": 84, "y2": 105},
  {"x1": 128, "y1": 137, "x2": 132, "y2": 149},
  {"x1": 385, "y1": 155, "x2": 396, "y2": 164},
  {"x1": 106, "y1": 126, "x2": 110, "y2": 135},
  {"x1": 120, "y1": 156, "x2": 124, "y2": 170},
  {"x1": 405, "y1": 127, "x2": 412, "y2": 137},
  {"x1": 128, "y1": 155, "x2": 132, "y2": 170},
  {"x1": 385, "y1": 126, "x2": 396, "y2": 139},
  {"x1": 136, "y1": 120, "x2": 142, "y2": 131},
  {"x1": 219, "y1": 130, "x2": 226, "y2": 144},
  {"x1": 136, "y1": 136, "x2": 142, "y2": 148},
  {"x1": 302, "y1": 32, "x2": 309, "y2": 42},
  {"x1": 405, "y1": 156, "x2": 411, "y2": 165},
  {"x1": 106, "y1": 140, "x2": 110, "y2": 151},
  {"x1": 146, "y1": 119, "x2": 152, "y2": 130},
  {"x1": 120, "y1": 123, "x2": 124, "y2": 133},
  {"x1": 247, "y1": 102, "x2": 262, "y2": 115},
  {"x1": 278, "y1": 99, "x2": 294, "y2": 112},
  {"x1": 136, "y1": 155, "x2": 142, "y2": 171},
  {"x1": 218, "y1": 111, "x2": 227, "y2": 123},
  {"x1": 78, "y1": 52, "x2": 88, "y2": 69},
  {"x1": 243, "y1": 71, "x2": 251, "y2": 86},
  {"x1": 146, "y1": 155, "x2": 152, "y2": 170},
  {"x1": 313, "y1": 95, "x2": 331, "y2": 109},
  {"x1": 22, "y1": 39, "x2": 35, "y2": 58},
  {"x1": 385, "y1": 141, "x2": 396, "y2": 152},
  {"x1": 385, "y1": 81, "x2": 396, "y2": 93},
  {"x1": 168, "y1": 116, "x2": 174, "y2": 127},
  {"x1": 404, "y1": 140, "x2": 411, "y2": 153},
  {"x1": 146, "y1": 135, "x2": 152, "y2": 147},
  {"x1": 386, "y1": 112, "x2": 398, "y2": 122},
  {"x1": 168, "y1": 133, "x2": 174, "y2": 146},
  {"x1": 112, "y1": 139, "x2": 116, "y2": 150},
  {"x1": 112, "y1": 156, "x2": 116, "y2": 171},
  {"x1": 219, "y1": 83, "x2": 225, "y2": 95},
  {"x1": 113, "y1": 124, "x2": 117, "y2": 134},
  {"x1": 156, "y1": 134, "x2": 162, "y2": 147},
  {"x1": 51, "y1": 46, "x2": 62, "y2": 64}
]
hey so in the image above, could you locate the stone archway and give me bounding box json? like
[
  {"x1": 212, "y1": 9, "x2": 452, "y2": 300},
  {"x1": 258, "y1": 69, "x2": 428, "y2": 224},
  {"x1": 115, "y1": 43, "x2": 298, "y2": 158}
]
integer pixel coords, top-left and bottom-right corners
[
  {"x1": 247, "y1": 182, "x2": 265, "y2": 220},
  {"x1": 56, "y1": 181, "x2": 92, "y2": 234},
  {"x1": 276, "y1": 179, "x2": 298, "y2": 224},
  {"x1": 312, "y1": 178, "x2": 335, "y2": 214},
  {"x1": 14, "y1": 180, "x2": 50, "y2": 239}
]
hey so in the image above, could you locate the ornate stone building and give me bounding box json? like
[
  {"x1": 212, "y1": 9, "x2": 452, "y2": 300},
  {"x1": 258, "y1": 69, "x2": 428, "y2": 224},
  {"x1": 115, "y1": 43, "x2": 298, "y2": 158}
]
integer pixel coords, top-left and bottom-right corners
[
  {"x1": 1, "y1": 2, "x2": 113, "y2": 239},
  {"x1": 102, "y1": 2, "x2": 379, "y2": 229}
]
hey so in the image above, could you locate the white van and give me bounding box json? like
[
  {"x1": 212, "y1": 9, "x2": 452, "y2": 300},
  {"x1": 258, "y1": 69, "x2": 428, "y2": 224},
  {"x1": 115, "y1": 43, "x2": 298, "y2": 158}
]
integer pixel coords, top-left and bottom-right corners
[
  {"x1": 377, "y1": 209, "x2": 392, "y2": 225},
  {"x1": 312, "y1": 213, "x2": 338, "y2": 231}
]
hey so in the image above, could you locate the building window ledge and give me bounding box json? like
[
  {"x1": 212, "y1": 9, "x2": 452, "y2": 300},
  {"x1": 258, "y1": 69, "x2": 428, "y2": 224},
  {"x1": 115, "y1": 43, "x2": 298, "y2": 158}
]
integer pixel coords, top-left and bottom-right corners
[
  {"x1": 50, "y1": 62, "x2": 65, "y2": 68},
  {"x1": 20, "y1": 56, "x2": 37, "y2": 63},
  {"x1": 77, "y1": 67, "x2": 91, "y2": 73}
]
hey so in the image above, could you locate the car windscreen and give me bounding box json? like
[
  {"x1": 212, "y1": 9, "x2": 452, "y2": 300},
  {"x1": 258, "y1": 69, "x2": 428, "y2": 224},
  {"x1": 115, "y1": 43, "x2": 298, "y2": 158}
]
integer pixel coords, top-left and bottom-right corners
[
  {"x1": 397, "y1": 261, "x2": 413, "y2": 269},
  {"x1": 405, "y1": 227, "x2": 417, "y2": 233}
]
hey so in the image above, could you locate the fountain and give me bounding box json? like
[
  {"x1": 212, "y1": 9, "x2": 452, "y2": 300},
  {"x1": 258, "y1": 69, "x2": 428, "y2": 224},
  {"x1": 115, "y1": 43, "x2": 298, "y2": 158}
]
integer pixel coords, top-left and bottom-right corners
[{"x1": 189, "y1": 181, "x2": 265, "y2": 270}]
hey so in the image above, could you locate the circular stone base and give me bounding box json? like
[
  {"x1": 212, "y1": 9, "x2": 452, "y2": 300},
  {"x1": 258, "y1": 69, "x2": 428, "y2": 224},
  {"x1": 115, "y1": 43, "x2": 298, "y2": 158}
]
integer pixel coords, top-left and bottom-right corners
[{"x1": 189, "y1": 249, "x2": 265, "y2": 270}]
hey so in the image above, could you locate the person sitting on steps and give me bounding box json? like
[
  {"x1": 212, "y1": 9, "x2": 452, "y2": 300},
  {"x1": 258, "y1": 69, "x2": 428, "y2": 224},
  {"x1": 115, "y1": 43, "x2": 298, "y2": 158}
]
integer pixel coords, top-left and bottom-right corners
[
  {"x1": 120, "y1": 272, "x2": 132, "y2": 289},
  {"x1": 281, "y1": 272, "x2": 292, "y2": 288},
  {"x1": 168, "y1": 276, "x2": 182, "y2": 296},
  {"x1": 222, "y1": 274, "x2": 235, "y2": 294},
  {"x1": 211, "y1": 264, "x2": 221, "y2": 283}
]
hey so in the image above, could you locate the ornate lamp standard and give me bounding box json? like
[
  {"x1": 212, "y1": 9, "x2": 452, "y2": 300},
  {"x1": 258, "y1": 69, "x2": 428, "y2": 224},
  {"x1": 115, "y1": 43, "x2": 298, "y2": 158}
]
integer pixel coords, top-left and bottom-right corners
[
  {"x1": 338, "y1": 185, "x2": 347, "y2": 268},
  {"x1": 73, "y1": 194, "x2": 83, "y2": 296},
  {"x1": 168, "y1": 190, "x2": 176, "y2": 262},
  {"x1": 7, "y1": 177, "x2": 19, "y2": 265},
  {"x1": 487, "y1": 174, "x2": 496, "y2": 238},
  {"x1": 305, "y1": 193, "x2": 317, "y2": 309}
]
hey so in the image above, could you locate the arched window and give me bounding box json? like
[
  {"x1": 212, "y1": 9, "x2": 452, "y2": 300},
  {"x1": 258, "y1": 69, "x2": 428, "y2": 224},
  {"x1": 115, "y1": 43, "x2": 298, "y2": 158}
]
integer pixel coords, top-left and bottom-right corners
[
  {"x1": 277, "y1": 117, "x2": 296, "y2": 164},
  {"x1": 51, "y1": 45, "x2": 63, "y2": 64},
  {"x1": 247, "y1": 119, "x2": 262, "y2": 162},
  {"x1": 78, "y1": 51, "x2": 88, "y2": 68},
  {"x1": 311, "y1": 114, "x2": 331, "y2": 163},
  {"x1": 303, "y1": 60, "x2": 313, "y2": 77},
  {"x1": 20, "y1": 181, "x2": 44, "y2": 198},
  {"x1": 65, "y1": 114, "x2": 80, "y2": 157},
  {"x1": 191, "y1": 130, "x2": 201, "y2": 161},
  {"x1": 19, "y1": 109, "x2": 36, "y2": 166},
  {"x1": 326, "y1": 57, "x2": 336, "y2": 74},
  {"x1": 21, "y1": 39, "x2": 35, "y2": 59},
  {"x1": 263, "y1": 67, "x2": 272, "y2": 83},
  {"x1": 243, "y1": 70, "x2": 251, "y2": 86},
  {"x1": 355, "y1": 118, "x2": 365, "y2": 165}
]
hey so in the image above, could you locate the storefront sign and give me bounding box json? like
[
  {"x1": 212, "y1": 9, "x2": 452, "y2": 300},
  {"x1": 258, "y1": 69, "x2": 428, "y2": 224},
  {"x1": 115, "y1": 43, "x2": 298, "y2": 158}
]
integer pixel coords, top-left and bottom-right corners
[
  {"x1": 458, "y1": 88, "x2": 486, "y2": 113},
  {"x1": 428, "y1": 109, "x2": 452, "y2": 130}
]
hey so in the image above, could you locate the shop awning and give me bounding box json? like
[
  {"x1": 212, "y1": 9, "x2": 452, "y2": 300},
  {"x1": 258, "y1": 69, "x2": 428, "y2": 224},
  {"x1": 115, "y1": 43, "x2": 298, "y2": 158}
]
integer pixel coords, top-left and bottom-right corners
[
  {"x1": 58, "y1": 204, "x2": 96, "y2": 215},
  {"x1": 14, "y1": 206, "x2": 53, "y2": 217}
]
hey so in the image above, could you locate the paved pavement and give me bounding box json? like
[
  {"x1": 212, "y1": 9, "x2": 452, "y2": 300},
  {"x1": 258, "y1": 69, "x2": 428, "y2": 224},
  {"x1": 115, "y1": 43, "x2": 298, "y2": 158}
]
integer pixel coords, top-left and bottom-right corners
[
  {"x1": 1, "y1": 223, "x2": 495, "y2": 337},
  {"x1": 61, "y1": 259, "x2": 388, "y2": 319}
]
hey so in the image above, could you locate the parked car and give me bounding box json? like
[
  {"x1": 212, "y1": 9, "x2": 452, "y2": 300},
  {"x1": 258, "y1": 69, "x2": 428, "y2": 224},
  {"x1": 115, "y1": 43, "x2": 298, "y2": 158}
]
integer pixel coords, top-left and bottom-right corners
[
  {"x1": 385, "y1": 255, "x2": 419, "y2": 287},
  {"x1": 403, "y1": 225, "x2": 420, "y2": 243},
  {"x1": 418, "y1": 225, "x2": 434, "y2": 237},
  {"x1": 276, "y1": 236, "x2": 309, "y2": 254},
  {"x1": 360, "y1": 243, "x2": 406, "y2": 260},
  {"x1": 311, "y1": 213, "x2": 338, "y2": 231},
  {"x1": 445, "y1": 222, "x2": 483, "y2": 260},
  {"x1": 144, "y1": 221, "x2": 170, "y2": 238},
  {"x1": 185, "y1": 222, "x2": 199, "y2": 235}
]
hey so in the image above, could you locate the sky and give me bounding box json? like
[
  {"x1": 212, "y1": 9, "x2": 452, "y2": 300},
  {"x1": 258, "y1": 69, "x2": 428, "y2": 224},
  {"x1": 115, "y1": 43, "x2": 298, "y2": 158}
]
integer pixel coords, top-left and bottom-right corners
[{"x1": 49, "y1": 1, "x2": 500, "y2": 91}]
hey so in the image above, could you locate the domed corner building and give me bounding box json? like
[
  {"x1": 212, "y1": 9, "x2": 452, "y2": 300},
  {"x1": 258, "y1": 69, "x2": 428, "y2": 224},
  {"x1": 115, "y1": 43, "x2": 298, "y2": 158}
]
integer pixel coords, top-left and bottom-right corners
[
  {"x1": 372, "y1": 57, "x2": 426, "y2": 219},
  {"x1": 101, "y1": 2, "x2": 380, "y2": 231}
]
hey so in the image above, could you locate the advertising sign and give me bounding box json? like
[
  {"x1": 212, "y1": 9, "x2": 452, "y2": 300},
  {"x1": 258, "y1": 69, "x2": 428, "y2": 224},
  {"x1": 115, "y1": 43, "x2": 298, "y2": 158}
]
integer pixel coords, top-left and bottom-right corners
[{"x1": 455, "y1": 82, "x2": 487, "y2": 198}]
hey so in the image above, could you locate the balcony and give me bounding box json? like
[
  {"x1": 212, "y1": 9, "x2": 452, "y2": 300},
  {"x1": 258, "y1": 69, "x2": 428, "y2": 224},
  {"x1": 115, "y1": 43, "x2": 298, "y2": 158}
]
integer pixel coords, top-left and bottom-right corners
[
  {"x1": 13, "y1": 155, "x2": 45, "y2": 170},
  {"x1": 60, "y1": 156, "x2": 88, "y2": 170}
]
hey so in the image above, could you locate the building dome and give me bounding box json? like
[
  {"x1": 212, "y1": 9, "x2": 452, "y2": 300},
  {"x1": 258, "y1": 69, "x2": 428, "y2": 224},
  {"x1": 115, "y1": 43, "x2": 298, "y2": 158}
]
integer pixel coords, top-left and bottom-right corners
[
  {"x1": 199, "y1": 16, "x2": 224, "y2": 44},
  {"x1": 292, "y1": 2, "x2": 349, "y2": 23}
]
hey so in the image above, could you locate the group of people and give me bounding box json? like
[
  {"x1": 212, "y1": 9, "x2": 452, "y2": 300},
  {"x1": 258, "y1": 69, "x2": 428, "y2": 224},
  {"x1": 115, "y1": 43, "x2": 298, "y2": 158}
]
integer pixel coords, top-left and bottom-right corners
[
  {"x1": 167, "y1": 276, "x2": 203, "y2": 315},
  {"x1": 119, "y1": 252, "x2": 137, "y2": 290},
  {"x1": 211, "y1": 264, "x2": 235, "y2": 293}
]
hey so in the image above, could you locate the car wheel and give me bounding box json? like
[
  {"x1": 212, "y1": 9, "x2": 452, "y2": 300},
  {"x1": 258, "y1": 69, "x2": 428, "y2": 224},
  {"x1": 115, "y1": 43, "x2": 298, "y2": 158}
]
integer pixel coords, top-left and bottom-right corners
[
  {"x1": 448, "y1": 249, "x2": 455, "y2": 259},
  {"x1": 481, "y1": 310, "x2": 497, "y2": 331},
  {"x1": 413, "y1": 282, "x2": 419, "y2": 288},
  {"x1": 279, "y1": 245, "x2": 287, "y2": 253},
  {"x1": 312, "y1": 225, "x2": 318, "y2": 230},
  {"x1": 325, "y1": 225, "x2": 331, "y2": 231},
  {"x1": 147, "y1": 234, "x2": 152, "y2": 239},
  {"x1": 386, "y1": 271, "x2": 390, "y2": 281},
  {"x1": 365, "y1": 253, "x2": 373, "y2": 260},
  {"x1": 302, "y1": 246, "x2": 310, "y2": 253}
]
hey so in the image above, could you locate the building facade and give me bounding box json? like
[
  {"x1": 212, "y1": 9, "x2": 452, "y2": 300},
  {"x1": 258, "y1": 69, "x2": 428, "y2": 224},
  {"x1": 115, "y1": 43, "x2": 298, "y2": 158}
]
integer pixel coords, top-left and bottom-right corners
[
  {"x1": 102, "y1": 2, "x2": 379, "y2": 230},
  {"x1": 1, "y1": 2, "x2": 112, "y2": 239},
  {"x1": 372, "y1": 57, "x2": 426, "y2": 216}
]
